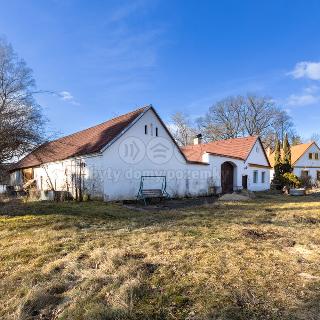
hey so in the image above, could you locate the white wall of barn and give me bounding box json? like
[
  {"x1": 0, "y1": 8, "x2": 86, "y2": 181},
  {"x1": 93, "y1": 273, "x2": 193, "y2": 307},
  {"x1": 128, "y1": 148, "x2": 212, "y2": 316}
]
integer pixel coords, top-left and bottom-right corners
[
  {"x1": 11, "y1": 155, "x2": 105, "y2": 199},
  {"x1": 100, "y1": 109, "x2": 212, "y2": 201}
]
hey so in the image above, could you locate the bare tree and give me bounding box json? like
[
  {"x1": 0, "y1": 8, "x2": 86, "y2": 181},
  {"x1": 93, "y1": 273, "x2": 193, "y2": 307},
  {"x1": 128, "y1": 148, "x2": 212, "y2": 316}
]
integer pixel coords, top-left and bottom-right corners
[
  {"x1": 197, "y1": 96, "x2": 244, "y2": 141},
  {"x1": 242, "y1": 94, "x2": 277, "y2": 137},
  {"x1": 290, "y1": 134, "x2": 303, "y2": 146},
  {"x1": 169, "y1": 112, "x2": 197, "y2": 146},
  {"x1": 0, "y1": 38, "x2": 45, "y2": 164},
  {"x1": 198, "y1": 94, "x2": 295, "y2": 148},
  {"x1": 310, "y1": 133, "x2": 320, "y2": 145}
]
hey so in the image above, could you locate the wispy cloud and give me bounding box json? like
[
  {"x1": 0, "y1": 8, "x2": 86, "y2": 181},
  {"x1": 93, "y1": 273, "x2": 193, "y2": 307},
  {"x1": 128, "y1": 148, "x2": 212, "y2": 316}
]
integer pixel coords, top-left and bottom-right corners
[
  {"x1": 77, "y1": 0, "x2": 165, "y2": 97},
  {"x1": 109, "y1": 0, "x2": 146, "y2": 22},
  {"x1": 286, "y1": 85, "x2": 320, "y2": 107},
  {"x1": 288, "y1": 61, "x2": 320, "y2": 80},
  {"x1": 59, "y1": 91, "x2": 80, "y2": 106},
  {"x1": 287, "y1": 93, "x2": 319, "y2": 106}
]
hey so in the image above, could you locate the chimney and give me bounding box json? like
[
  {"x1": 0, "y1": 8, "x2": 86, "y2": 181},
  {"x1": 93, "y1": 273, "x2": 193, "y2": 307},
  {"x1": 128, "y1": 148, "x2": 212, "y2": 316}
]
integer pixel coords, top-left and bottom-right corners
[{"x1": 193, "y1": 134, "x2": 202, "y2": 145}]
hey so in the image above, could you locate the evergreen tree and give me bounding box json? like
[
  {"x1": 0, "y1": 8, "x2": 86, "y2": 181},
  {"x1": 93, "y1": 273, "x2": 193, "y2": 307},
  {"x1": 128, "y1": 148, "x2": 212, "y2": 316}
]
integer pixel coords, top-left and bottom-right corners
[
  {"x1": 282, "y1": 133, "x2": 292, "y2": 174},
  {"x1": 274, "y1": 138, "x2": 281, "y2": 180}
]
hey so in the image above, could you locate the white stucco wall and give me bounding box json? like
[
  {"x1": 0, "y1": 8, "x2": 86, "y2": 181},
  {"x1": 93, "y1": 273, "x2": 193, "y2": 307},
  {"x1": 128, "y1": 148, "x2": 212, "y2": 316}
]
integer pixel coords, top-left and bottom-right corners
[
  {"x1": 207, "y1": 155, "x2": 243, "y2": 193},
  {"x1": 245, "y1": 140, "x2": 270, "y2": 191},
  {"x1": 100, "y1": 109, "x2": 212, "y2": 200},
  {"x1": 11, "y1": 155, "x2": 105, "y2": 199}
]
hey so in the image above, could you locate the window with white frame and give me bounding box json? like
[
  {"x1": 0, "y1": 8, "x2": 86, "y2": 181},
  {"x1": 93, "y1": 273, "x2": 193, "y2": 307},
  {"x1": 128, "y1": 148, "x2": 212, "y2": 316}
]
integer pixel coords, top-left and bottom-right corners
[{"x1": 253, "y1": 170, "x2": 258, "y2": 183}]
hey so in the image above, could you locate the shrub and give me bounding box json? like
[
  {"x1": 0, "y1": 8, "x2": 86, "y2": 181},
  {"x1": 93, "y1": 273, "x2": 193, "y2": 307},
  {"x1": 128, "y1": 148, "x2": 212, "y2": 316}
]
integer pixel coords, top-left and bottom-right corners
[{"x1": 281, "y1": 173, "x2": 301, "y2": 188}]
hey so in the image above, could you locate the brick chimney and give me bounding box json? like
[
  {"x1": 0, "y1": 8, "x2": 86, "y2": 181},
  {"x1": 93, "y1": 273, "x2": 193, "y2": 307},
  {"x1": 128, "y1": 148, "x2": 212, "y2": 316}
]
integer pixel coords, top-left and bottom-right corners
[{"x1": 193, "y1": 134, "x2": 202, "y2": 145}]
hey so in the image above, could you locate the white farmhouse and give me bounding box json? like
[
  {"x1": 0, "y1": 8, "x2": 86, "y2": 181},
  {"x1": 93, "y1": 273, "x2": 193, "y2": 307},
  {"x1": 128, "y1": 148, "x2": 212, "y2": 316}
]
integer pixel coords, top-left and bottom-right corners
[
  {"x1": 268, "y1": 141, "x2": 320, "y2": 183},
  {"x1": 10, "y1": 105, "x2": 271, "y2": 200}
]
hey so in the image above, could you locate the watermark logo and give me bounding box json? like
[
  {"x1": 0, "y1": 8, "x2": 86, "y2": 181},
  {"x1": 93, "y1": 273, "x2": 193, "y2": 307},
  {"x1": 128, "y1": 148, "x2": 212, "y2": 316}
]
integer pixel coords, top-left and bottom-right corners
[
  {"x1": 147, "y1": 137, "x2": 173, "y2": 164},
  {"x1": 118, "y1": 137, "x2": 145, "y2": 164}
]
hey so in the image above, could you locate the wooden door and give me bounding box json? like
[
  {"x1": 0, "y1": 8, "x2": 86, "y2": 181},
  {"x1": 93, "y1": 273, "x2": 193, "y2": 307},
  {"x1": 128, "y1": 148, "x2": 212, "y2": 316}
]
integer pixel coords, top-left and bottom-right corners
[{"x1": 221, "y1": 162, "x2": 234, "y2": 193}]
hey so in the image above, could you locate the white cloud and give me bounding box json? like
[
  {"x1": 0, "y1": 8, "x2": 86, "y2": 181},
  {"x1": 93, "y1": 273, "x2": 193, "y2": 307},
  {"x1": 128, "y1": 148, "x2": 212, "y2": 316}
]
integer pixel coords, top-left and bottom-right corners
[
  {"x1": 289, "y1": 61, "x2": 320, "y2": 80},
  {"x1": 60, "y1": 91, "x2": 73, "y2": 101},
  {"x1": 287, "y1": 93, "x2": 319, "y2": 106},
  {"x1": 59, "y1": 91, "x2": 80, "y2": 106},
  {"x1": 304, "y1": 85, "x2": 320, "y2": 94}
]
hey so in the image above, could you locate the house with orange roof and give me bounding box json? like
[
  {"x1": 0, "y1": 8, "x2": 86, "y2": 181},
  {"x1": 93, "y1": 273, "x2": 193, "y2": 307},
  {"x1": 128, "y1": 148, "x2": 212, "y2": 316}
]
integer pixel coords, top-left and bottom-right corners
[
  {"x1": 10, "y1": 105, "x2": 271, "y2": 201},
  {"x1": 268, "y1": 141, "x2": 320, "y2": 183},
  {"x1": 181, "y1": 135, "x2": 271, "y2": 193}
]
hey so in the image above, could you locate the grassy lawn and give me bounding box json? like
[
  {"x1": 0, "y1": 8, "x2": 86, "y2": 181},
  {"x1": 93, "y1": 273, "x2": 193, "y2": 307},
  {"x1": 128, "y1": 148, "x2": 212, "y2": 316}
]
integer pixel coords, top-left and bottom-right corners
[{"x1": 1, "y1": 194, "x2": 320, "y2": 319}]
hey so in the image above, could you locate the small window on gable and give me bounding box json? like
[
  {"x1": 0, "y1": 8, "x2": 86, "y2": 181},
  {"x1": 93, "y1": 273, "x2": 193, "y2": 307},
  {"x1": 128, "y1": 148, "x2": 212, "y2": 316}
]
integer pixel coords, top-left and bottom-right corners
[
  {"x1": 144, "y1": 125, "x2": 148, "y2": 135},
  {"x1": 309, "y1": 153, "x2": 313, "y2": 160},
  {"x1": 256, "y1": 146, "x2": 259, "y2": 153},
  {"x1": 315, "y1": 153, "x2": 319, "y2": 160},
  {"x1": 156, "y1": 127, "x2": 158, "y2": 137},
  {"x1": 253, "y1": 170, "x2": 258, "y2": 183}
]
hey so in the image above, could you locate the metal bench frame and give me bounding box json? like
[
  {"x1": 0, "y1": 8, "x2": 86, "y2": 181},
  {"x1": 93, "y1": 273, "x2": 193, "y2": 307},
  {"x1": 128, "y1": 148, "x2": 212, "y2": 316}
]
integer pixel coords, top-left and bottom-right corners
[{"x1": 137, "y1": 175, "x2": 170, "y2": 205}]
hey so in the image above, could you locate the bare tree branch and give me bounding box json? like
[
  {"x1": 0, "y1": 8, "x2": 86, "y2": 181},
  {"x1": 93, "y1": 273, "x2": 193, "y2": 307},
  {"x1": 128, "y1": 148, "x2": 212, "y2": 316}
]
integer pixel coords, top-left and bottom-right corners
[{"x1": 0, "y1": 38, "x2": 46, "y2": 164}]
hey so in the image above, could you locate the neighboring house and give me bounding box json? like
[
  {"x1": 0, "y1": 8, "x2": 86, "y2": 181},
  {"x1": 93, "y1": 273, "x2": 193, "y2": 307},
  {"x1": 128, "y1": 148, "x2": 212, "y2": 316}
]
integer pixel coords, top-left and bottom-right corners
[
  {"x1": 268, "y1": 141, "x2": 320, "y2": 184},
  {"x1": 10, "y1": 105, "x2": 271, "y2": 201},
  {"x1": 181, "y1": 135, "x2": 271, "y2": 193}
]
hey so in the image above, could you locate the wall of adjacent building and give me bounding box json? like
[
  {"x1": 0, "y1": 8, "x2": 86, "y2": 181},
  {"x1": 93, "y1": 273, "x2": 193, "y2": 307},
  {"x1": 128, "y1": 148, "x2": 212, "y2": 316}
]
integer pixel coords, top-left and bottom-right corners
[
  {"x1": 245, "y1": 140, "x2": 271, "y2": 191},
  {"x1": 293, "y1": 143, "x2": 320, "y2": 182}
]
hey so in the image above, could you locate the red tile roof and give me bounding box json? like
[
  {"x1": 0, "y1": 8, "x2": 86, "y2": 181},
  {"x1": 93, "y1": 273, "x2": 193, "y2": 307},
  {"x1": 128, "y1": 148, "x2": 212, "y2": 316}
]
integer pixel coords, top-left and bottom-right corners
[
  {"x1": 181, "y1": 136, "x2": 260, "y2": 163},
  {"x1": 12, "y1": 106, "x2": 149, "y2": 170}
]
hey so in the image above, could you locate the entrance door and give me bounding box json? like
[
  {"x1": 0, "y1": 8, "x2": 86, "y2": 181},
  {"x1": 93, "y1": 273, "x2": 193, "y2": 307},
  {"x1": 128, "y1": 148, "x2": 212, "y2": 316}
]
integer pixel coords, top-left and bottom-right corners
[
  {"x1": 242, "y1": 175, "x2": 248, "y2": 189},
  {"x1": 221, "y1": 162, "x2": 234, "y2": 193}
]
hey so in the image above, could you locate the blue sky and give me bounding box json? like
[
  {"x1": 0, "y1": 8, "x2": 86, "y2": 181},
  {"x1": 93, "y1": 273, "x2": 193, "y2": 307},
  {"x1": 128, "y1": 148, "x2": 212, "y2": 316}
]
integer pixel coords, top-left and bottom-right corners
[{"x1": 1, "y1": 0, "x2": 320, "y2": 139}]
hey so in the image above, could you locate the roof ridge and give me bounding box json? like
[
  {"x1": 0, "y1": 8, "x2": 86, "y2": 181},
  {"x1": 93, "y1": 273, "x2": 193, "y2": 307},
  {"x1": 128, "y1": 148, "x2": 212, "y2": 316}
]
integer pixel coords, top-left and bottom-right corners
[
  {"x1": 46, "y1": 105, "x2": 150, "y2": 145},
  {"x1": 12, "y1": 105, "x2": 151, "y2": 170}
]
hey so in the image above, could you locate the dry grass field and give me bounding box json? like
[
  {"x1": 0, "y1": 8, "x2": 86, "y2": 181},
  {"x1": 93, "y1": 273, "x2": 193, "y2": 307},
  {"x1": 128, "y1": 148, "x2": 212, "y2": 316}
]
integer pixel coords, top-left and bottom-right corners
[{"x1": 1, "y1": 193, "x2": 320, "y2": 320}]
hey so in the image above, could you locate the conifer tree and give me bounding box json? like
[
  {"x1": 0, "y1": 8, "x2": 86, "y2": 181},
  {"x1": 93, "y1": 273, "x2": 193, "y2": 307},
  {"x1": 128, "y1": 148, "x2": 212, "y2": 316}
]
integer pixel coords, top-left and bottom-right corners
[
  {"x1": 282, "y1": 133, "x2": 292, "y2": 174},
  {"x1": 274, "y1": 138, "x2": 281, "y2": 179}
]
